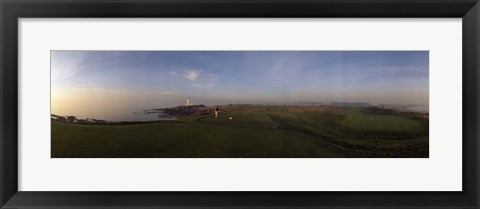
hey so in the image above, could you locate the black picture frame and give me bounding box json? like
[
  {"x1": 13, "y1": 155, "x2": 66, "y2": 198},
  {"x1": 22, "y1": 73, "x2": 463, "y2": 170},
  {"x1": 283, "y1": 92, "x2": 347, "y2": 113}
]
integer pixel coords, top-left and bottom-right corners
[{"x1": 1, "y1": 0, "x2": 479, "y2": 208}]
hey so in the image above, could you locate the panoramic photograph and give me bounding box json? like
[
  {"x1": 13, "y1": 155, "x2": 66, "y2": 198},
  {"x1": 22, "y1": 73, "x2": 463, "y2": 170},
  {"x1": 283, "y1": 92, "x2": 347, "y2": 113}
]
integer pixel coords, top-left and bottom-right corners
[{"x1": 51, "y1": 51, "x2": 429, "y2": 158}]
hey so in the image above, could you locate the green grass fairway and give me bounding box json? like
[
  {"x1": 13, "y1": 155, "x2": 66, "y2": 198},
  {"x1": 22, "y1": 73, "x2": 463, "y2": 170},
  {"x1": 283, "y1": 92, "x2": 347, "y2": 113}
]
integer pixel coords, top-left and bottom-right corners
[
  {"x1": 199, "y1": 112, "x2": 276, "y2": 129},
  {"x1": 52, "y1": 118, "x2": 336, "y2": 158},
  {"x1": 343, "y1": 112, "x2": 421, "y2": 132},
  {"x1": 51, "y1": 106, "x2": 429, "y2": 158}
]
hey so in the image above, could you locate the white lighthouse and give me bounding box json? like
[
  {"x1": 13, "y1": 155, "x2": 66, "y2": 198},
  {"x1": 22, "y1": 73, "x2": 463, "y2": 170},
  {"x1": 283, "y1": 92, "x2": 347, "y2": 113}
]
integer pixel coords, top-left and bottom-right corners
[{"x1": 186, "y1": 97, "x2": 191, "y2": 106}]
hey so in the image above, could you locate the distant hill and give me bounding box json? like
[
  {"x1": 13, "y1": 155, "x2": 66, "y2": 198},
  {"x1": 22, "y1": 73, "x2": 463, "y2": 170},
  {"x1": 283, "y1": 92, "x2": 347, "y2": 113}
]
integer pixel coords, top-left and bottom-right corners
[
  {"x1": 297, "y1": 101, "x2": 324, "y2": 106},
  {"x1": 330, "y1": 102, "x2": 371, "y2": 107},
  {"x1": 296, "y1": 101, "x2": 372, "y2": 107}
]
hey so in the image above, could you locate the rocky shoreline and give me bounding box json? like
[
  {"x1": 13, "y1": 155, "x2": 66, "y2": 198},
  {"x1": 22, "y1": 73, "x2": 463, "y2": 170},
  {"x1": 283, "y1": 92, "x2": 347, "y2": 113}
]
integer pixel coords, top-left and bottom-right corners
[{"x1": 150, "y1": 105, "x2": 216, "y2": 118}]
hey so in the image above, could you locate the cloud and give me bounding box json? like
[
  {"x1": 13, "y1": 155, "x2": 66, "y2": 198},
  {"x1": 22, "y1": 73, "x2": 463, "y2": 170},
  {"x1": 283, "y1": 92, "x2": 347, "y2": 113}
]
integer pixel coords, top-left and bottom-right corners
[
  {"x1": 160, "y1": 91, "x2": 175, "y2": 95},
  {"x1": 51, "y1": 51, "x2": 146, "y2": 83},
  {"x1": 184, "y1": 70, "x2": 200, "y2": 81},
  {"x1": 197, "y1": 74, "x2": 219, "y2": 87},
  {"x1": 183, "y1": 69, "x2": 219, "y2": 87},
  {"x1": 51, "y1": 51, "x2": 88, "y2": 81}
]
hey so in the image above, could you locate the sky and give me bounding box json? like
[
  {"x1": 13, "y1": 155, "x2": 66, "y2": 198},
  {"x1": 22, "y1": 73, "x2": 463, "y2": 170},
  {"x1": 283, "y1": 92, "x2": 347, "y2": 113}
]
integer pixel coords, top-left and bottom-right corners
[{"x1": 51, "y1": 51, "x2": 429, "y2": 119}]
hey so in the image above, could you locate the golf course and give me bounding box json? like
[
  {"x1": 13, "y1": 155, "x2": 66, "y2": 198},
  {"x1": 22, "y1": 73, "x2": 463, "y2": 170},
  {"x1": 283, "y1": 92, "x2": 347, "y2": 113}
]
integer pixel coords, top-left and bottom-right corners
[{"x1": 51, "y1": 105, "x2": 429, "y2": 158}]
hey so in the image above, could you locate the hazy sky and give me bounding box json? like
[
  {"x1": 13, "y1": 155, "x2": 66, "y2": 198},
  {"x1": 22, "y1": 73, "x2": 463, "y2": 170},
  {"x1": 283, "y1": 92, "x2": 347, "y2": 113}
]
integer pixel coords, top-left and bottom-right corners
[{"x1": 51, "y1": 51, "x2": 428, "y2": 118}]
